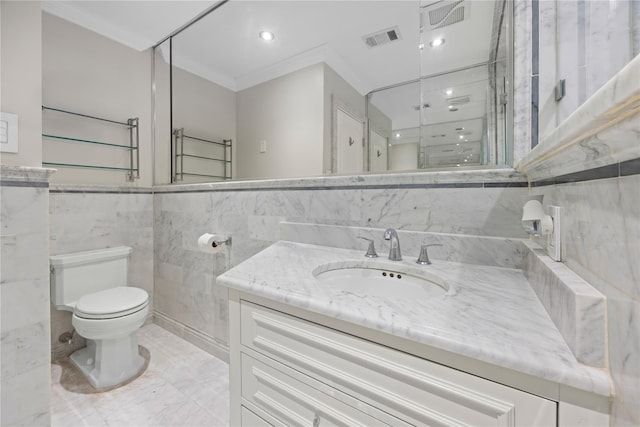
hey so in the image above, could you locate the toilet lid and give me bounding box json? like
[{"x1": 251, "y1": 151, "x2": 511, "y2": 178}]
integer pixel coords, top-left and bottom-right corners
[{"x1": 74, "y1": 287, "x2": 148, "y2": 319}]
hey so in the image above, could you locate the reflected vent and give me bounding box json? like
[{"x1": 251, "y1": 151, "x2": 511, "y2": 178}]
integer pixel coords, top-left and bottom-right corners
[
  {"x1": 363, "y1": 26, "x2": 402, "y2": 48},
  {"x1": 447, "y1": 95, "x2": 471, "y2": 106},
  {"x1": 424, "y1": 0, "x2": 470, "y2": 30}
]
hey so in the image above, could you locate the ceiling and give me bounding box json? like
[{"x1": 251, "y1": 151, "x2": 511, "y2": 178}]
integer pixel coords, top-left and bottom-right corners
[{"x1": 42, "y1": 0, "x2": 499, "y2": 147}]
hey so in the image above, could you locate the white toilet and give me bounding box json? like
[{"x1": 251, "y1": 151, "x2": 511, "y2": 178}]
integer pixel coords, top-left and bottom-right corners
[{"x1": 50, "y1": 246, "x2": 149, "y2": 389}]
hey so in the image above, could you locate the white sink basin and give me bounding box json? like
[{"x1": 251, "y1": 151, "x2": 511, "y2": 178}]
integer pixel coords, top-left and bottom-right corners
[{"x1": 313, "y1": 264, "x2": 448, "y2": 299}]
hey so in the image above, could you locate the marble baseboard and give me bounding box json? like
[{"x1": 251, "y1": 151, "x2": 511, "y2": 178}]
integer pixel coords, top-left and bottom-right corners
[
  {"x1": 280, "y1": 222, "x2": 527, "y2": 269},
  {"x1": 152, "y1": 311, "x2": 229, "y2": 364},
  {"x1": 523, "y1": 240, "x2": 606, "y2": 368}
]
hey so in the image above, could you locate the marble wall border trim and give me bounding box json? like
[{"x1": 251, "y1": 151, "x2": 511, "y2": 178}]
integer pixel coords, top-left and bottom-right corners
[
  {"x1": 532, "y1": 157, "x2": 640, "y2": 187},
  {"x1": 154, "y1": 181, "x2": 528, "y2": 194},
  {"x1": 49, "y1": 189, "x2": 153, "y2": 194},
  {"x1": 0, "y1": 180, "x2": 49, "y2": 188}
]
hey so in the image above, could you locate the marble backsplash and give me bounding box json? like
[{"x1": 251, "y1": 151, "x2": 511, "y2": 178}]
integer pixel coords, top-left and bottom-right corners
[
  {"x1": 280, "y1": 222, "x2": 527, "y2": 269},
  {"x1": 523, "y1": 240, "x2": 606, "y2": 368}
]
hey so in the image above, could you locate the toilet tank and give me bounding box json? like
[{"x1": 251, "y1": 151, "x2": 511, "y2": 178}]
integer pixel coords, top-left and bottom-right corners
[{"x1": 50, "y1": 246, "x2": 132, "y2": 311}]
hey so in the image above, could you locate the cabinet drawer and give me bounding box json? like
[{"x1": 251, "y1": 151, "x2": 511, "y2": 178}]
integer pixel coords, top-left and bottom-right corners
[
  {"x1": 242, "y1": 353, "x2": 393, "y2": 427},
  {"x1": 242, "y1": 406, "x2": 274, "y2": 427},
  {"x1": 241, "y1": 301, "x2": 557, "y2": 426}
]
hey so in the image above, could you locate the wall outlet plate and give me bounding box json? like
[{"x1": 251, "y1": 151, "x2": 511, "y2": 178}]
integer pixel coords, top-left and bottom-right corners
[{"x1": 547, "y1": 206, "x2": 562, "y2": 261}]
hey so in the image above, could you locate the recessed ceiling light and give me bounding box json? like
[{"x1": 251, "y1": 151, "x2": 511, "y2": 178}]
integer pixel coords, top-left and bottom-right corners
[
  {"x1": 429, "y1": 38, "x2": 445, "y2": 48},
  {"x1": 446, "y1": 89, "x2": 453, "y2": 95},
  {"x1": 259, "y1": 31, "x2": 275, "y2": 41},
  {"x1": 458, "y1": 135, "x2": 464, "y2": 139},
  {"x1": 395, "y1": 133, "x2": 401, "y2": 138}
]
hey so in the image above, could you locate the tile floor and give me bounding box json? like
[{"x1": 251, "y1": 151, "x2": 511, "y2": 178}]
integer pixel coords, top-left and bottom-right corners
[{"x1": 50, "y1": 324, "x2": 230, "y2": 427}]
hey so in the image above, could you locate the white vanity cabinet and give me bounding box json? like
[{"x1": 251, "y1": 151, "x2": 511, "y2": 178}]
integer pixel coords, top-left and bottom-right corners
[{"x1": 230, "y1": 297, "x2": 557, "y2": 427}]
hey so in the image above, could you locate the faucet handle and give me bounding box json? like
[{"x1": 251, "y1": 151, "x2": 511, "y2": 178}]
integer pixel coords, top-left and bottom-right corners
[
  {"x1": 357, "y1": 237, "x2": 378, "y2": 258},
  {"x1": 416, "y1": 243, "x2": 442, "y2": 265}
]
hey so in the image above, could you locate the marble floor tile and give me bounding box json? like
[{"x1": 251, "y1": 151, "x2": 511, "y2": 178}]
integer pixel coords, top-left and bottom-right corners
[{"x1": 50, "y1": 324, "x2": 230, "y2": 427}]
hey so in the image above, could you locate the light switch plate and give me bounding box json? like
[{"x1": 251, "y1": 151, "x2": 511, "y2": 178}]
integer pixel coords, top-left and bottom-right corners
[
  {"x1": 0, "y1": 112, "x2": 18, "y2": 153},
  {"x1": 259, "y1": 140, "x2": 267, "y2": 153},
  {"x1": 547, "y1": 206, "x2": 562, "y2": 261}
]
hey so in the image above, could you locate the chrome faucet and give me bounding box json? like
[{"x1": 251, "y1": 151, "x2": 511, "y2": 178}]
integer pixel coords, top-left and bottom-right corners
[{"x1": 383, "y1": 228, "x2": 402, "y2": 261}]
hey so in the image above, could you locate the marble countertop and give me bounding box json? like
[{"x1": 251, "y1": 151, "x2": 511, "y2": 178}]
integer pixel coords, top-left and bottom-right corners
[{"x1": 217, "y1": 241, "x2": 611, "y2": 398}]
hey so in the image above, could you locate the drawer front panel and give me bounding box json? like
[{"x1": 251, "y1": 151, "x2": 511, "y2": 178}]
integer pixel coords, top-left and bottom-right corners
[
  {"x1": 241, "y1": 301, "x2": 557, "y2": 427},
  {"x1": 242, "y1": 353, "x2": 391, "y2": 427},
  {"x1": 241, "y1": 406, "x2": 274, "y2": 427}
]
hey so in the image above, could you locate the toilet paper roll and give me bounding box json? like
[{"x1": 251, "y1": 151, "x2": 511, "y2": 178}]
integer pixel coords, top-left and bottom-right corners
[{"x1": 197, "y1": 233, "x2": 226, "y2": 253}]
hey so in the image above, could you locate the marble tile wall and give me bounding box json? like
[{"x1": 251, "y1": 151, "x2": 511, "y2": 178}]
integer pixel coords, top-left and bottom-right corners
[
  {"x1": 1, "y1": 166, "x2": 53, "y2": 426},
  {"x1": 48, "y1": 186, "x2": 154, "y2": 360},
  {"x1": 537, "y1": 0, "x2": 638, "y2": 140},
  {"x1": 154, "y1": 173, "x2": 529, "y2": 359},
  {"x1": 532, "y1": 173, "x2": 639, "y2": 426},
  {"x1": 512, "y1": 0, "x2": 533, "y2": 163}
]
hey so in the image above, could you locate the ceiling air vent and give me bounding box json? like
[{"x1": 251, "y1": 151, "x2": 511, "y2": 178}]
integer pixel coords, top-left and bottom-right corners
[
  {"x1": 447, "y1": 95, "x2": 471, "y2": 106},
  {"x1": 363, "y1": 26, "x2": 402, "y2": 48},
  {"x1": 423, "y1": 0, "x2": 470, "y2": 30}
]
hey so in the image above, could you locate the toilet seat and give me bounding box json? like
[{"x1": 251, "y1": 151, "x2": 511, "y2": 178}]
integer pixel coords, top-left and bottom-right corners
[{"x1": 74, "y1": 287, "x2": 148, "y2": 320}]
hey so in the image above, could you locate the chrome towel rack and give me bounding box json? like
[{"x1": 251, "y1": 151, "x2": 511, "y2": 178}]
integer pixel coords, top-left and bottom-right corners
[{"x1": 42, "y1": 106, "x2": 140, "y2": 181}]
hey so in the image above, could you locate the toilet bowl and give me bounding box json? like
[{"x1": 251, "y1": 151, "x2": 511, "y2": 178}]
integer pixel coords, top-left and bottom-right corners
[{"x1": 50, "y1": 247, "x2": 150, "y2": 389}]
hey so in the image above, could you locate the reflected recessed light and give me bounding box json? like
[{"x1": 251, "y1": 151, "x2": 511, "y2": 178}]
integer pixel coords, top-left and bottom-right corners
[
  {"x1": 456, "y1": 143, "x2": 460, "y2": 146},
  {"x1": 259, "y1": 31, "x2": 275, "y2": 41},
  {"x1": 456, "y1": 164, "x2": 461, "y2": 167},
  {"x1": 429, "y1": 37, "x2": 445, "y2": 47},
  {"x1": 458, "y1": 135, "x2": 464, "y2": 139},
  {"x1": 418, "y1": 43, "x2": 425, "y2": 50},
  {"x1": 395, "y1": 133, "x2": 401, "y2": 138},
  {"x1": 446, "y1": 89, "x2": 453, "y2": 96}
]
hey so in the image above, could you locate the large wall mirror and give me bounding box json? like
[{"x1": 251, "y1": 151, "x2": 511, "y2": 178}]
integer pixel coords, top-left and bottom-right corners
[{"x1": 153, "y1": 0, "x2": 513, "y2": 184}]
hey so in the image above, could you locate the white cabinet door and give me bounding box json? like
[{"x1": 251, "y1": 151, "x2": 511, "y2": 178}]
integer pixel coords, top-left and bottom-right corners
[{"x1": 240, "y1": 301, "x2": 557, "y2": 427}]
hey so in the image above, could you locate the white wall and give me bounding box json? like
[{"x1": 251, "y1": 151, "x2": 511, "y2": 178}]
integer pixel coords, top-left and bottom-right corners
[
  {"x1": 154, "y1": 54, "x2": 237, "y2": 185},
  {"x1": 323, "y1": 64, "x2": 366, "y2": 173},
  {"x1": 0, "y1": 1, "x2": 42, "y2": 167},
  {"x1": 42, "y1": 12, "x2": 152, "y2": 187},
  {"x1": 236, "y1": 63, "x2": 325, "y2": 179}
]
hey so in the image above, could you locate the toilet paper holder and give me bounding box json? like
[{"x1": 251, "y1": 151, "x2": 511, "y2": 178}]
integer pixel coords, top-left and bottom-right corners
[
  {"x1": 198, "y1": 233, "x2": 231, "y2": 251},
  {"x1": 210, "y1": 234, "x2": 231, "y2": 247}
]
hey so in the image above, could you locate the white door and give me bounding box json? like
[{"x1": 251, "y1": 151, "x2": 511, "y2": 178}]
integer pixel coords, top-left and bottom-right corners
[
  {"x1": 369, "y1": 130, "x2": 388, "y2": 172},
  {"x1": 336, "y1": 108, "x2": 363, "y2": 174}
]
